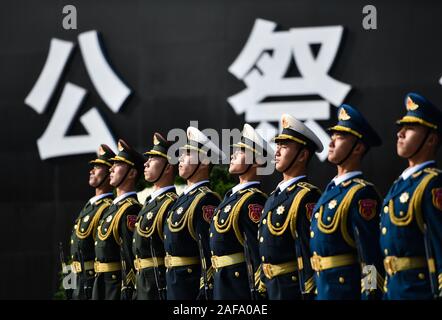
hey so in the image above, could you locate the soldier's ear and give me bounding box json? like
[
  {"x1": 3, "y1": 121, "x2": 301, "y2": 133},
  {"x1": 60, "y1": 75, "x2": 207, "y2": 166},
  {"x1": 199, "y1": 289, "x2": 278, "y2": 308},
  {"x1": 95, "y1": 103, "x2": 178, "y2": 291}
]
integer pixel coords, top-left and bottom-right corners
[
  {"x1": 428, "y1": 131, "x2": 439, "y2": 149},
  {"x1": 354, "y1": 140, "x2": 366, "y2": 157}
]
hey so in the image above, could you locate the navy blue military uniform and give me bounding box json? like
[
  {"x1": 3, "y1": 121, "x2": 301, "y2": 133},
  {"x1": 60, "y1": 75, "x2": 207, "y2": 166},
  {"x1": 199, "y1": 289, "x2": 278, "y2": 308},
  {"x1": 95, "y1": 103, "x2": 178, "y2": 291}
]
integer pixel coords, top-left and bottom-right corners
[
  {"x1": 210, "y1": 183, "x2": 267, "y2": 300},
  {"x1": 92, "y1": 139, "x2": 143, "y2": 300},
  {"x1": 163, "y1": 182, "x2": 221, "y2": 299},
  {"x1": 259, "y1": 179, "x2": 321, "y2": 299},
  {"x1": 310, "y1": 104, "x2": 385, "y2": 300},
  {"x1": 381, "y1": 93, "x2": 442, "y2": 299},
  {"x1": 210, "y1": 123, "x2": 269, "y2": 300},
  {"x1": 69, "y1": 144, "x2": 115, "y2": 300},
  {"x1": 259, "y1": 114, "x2": 323, "y2": 300},
  {"x1": 132, "y1": 133, "x2": 178, "y2": 300},
  {"x1": 163, "y1": 126, "x2": 224, "y2": 300}
]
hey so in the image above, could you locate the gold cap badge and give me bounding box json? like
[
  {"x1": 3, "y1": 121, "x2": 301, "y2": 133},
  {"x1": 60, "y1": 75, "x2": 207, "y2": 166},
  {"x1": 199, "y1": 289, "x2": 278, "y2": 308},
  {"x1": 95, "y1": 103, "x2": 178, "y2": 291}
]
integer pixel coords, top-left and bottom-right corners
[
  {"x1": 338, "y1": 108, "x2": 351, "y2": 121},
  {"x1": 406, "y1": 97, "x2": 419, "y2": 111}
]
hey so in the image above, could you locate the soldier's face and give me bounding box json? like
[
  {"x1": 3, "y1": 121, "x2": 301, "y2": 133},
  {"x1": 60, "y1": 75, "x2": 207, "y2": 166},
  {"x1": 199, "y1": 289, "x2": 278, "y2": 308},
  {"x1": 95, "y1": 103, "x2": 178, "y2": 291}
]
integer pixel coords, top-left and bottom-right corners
[
  {"x1": 275, "y1": 141, "x2": 299, "y2": 172},
  {"x1": 396, "y1": 124, "x2": 429, "y2": 158},
  {"x1": 229, "y1": 149, "x2": 249, "y2": 174},
  {"x1": 328, "y1": 132, "x2": 357, "y2": 164},
  {"x1": 89, "y1": 165, "x2": 109, "y2": 188},
  {"x1": 144, "y1": 156, "x2": 167, "y2": 182},
  {"x1": 178, "y1": 150, "x2": 199, "y2": 179},
  {"x1": 109, "y1": 161, "x2": 130, "y2": 187}
]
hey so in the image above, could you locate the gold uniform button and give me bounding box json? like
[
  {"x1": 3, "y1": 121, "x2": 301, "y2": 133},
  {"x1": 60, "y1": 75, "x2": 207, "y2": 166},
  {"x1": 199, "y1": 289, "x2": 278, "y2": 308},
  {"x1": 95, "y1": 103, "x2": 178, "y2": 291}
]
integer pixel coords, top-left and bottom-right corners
[
  {"x1": 133, "y1": 239, "x2": 135, "y2": 243},
  {"x1": 103, "y1": 228, "x2": 107, "y2": 232},
  {"x1": 211, "y1": 251, "x2": 214, "y2": 255},
  {"x1": 310, "y1": 231, "x2": 315, "y2": 238},
  {"x1": 81, "y1": 228, "x2": 85, "y2": 232},
  {"x1": 260, "y1": 237, "x2": 264, "y2": 243},
  {"x1": 418, "y1": 273, "x2": 425, "y2": 280},
  {"x1": 276, "y1": 222, "x2": 280, "y2": 227},
  {"x1": 210, "y1": 233, "x2": 213, "y2": 238},
  {"x1": 262, "y1": 219, "x2": 267, "y2": 225},
  {"x1": 261, "y1": 256, "x2": 265, "y2": 262},
  {"x1": 70, "y1": 239, "x2": 73, "y2": 244},
  {"x1": 94, "y1": 241, "x2": 97, "y2": 246},
  {"x1": 88, "y1": 270, "x2": 94, "y2": 276},
  {"x1": 384, "y1": 206, "x2": 388, "y2": 213},
  {"x1": 382, "y1": 227, "x2": 387, "y2": 235},
  {"x1": 314, "y1": 212, "x2": 319, "y2": 219},
  {"x1": 187, "y1": 268, "x2": 193, "y2": 274},
  {"x1": 327, "y1": 216, "x2": 331, "y2": 222},
  {"x1": 292, "y1": 276, "x2": 297, "y2": 282},
  {"x1": 384, "y1": 249, "x2": 388, "y2": 255},
  {"x1": 399, "y1": 211, "x2": 404, "y2": 217},
  {"x1": 74, "y1": 225, "x2": 78, "y2": 230},
  {"x1": 71, "y1": 255, "x2": 74, "y2": 259},
  {"x1": 221, "y1": 219, "x2": 225, "y2": 223},
  {"x1": 209, "y1": 284, "x2": 213, "y2": 289},
  {"x1": 164, "y1": 235, "x2": 167, "y2": 240},
  {"x1": 235, "y1": 272, "x2": 240, "y2": 278},
  {"x1": 339, "y1": 277, "x2": 345, "y2": 284},
  {"x1": 112, "y1": 274, "x2": 117, "y2": 280}
]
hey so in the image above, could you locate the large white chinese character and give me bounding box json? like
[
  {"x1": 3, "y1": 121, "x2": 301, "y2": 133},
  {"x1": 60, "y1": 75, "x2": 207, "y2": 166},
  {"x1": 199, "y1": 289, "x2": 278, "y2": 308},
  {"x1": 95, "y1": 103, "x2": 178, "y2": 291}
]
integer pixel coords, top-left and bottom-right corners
[
  {"x1": 228, "y1": 19, "x2": 352, "y2": 160},
  {"x1": 25, "y1": 30, "x2": 131, "y2": 160}
]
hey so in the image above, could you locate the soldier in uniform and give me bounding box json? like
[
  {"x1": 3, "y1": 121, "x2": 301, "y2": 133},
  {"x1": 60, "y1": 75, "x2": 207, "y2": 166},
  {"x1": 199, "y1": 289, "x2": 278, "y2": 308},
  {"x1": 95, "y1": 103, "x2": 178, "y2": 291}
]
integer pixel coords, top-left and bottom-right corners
[
  {"x1": 69, "y1": 144, "x2": 115, "y2": 300},
  {"x1": 310, "y1": 104, "x2": 384, "y2": 300},
  {"x1": 163, "y1": 126, "x2": 225, "y2": 300},
  {"x1": 92, "y1": 139, "x2": 143, "y2": 300},
  {"x1": 259, "y1": 114, "x2": 323, "y2": 300},
  {"x1": 210, "y1": 124, "x2": 269, "y2": 300},
  {"x1": 132, "y1": 133, "x2": 178, "y2": 300},
  {"x1": 381, "y1": 93, "x2": 442, "y2": 299}
]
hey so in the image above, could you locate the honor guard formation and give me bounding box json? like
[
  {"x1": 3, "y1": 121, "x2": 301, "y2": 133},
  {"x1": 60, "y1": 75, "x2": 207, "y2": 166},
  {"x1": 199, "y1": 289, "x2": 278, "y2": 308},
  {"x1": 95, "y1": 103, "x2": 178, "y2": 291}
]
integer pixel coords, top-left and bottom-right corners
[{"x1": 65, "y1": 92, "x2": 442, "y2": 300}]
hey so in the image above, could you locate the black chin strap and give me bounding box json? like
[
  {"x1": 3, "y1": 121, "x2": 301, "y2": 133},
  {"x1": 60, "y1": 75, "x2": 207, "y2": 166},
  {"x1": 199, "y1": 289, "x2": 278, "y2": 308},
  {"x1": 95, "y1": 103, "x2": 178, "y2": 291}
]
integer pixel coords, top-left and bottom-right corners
[
  {"x1": 238, "y1": 164, "x2": 253, "y2": 176},
  {"x1": 335, "y1": 139, "x2": 359, "y2": 166},
  {"x1": 407, "y1": 128, "x2": 431, "y2": 160},
  {"x1": 151, "y1": 162, "x2": 168, "y2": 184},
  {"x1": 114, "y1": 166, "x2": 131, "y2": 189},
  {"x1": 96, "y1": 171, "x2": 110, "y2": 189},
  {"x1": 185, "y1": 163, "x2": 201, "y2": 181},
  {"x1": 282, "y1": 147, "x2": 304, "y2": 173}
]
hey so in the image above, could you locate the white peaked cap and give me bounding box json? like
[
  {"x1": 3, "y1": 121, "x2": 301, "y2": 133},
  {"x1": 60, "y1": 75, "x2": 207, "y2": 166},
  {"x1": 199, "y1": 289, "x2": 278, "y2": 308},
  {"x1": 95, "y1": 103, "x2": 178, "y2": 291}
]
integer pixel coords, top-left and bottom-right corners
[
  {"x1": 274, "y1": 114, "x2": 323, "y2": 152},
  {"x1": 184, "y1": 126, "x2": 227, "y2": 161}
]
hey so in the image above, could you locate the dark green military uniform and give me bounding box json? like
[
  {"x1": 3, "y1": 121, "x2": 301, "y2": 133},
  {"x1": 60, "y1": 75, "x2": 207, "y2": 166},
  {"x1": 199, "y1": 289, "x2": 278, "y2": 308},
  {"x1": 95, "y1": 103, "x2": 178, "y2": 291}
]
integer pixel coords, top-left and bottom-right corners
[
  {"x1": 69, "y1": 144, "x2": 115, "y2": 300},
  {"x1": 92, "y1": 139, "x2": 143, "y2": 300},
  {"x1": 132, "y1": 133, "x2": 178, "y2": 300}
]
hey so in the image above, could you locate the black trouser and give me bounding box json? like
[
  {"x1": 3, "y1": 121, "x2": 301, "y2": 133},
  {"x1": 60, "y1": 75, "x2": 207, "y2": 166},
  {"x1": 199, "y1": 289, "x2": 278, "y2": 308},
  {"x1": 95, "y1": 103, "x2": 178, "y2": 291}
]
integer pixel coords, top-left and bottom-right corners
[
  {"x1": 92, "y1": 271, "x2": 122, "y2": 300},
  {"x1": 72, "y1": 272, "x2": 95, "y2": 300},
  {"x1": 134, "y1": 266, "x2": 166, "y2": 300}
]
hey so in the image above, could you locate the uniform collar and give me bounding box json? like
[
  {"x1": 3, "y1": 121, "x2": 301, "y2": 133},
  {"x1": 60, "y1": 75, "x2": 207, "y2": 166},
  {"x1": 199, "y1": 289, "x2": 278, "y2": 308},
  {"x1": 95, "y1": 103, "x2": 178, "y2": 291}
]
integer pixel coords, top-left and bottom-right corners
[
  {"x1": 183, "y1": 180, "x2": 209, "y2": 195},
  {"x1": 148, "y1": 185, "x2": 175, "y2": 203},
  {"x1": 332, "y1": 171, "x2": 362, "y2": 186},
  {"x1": 278, "y1": 175, "x2": 306, "y2": 193},
  {"x1": 231, "y1": 181, "x2": 260, "y2": 195},
  {"x1": 400, "y1": 160, "x2": 436, "y2": 180},
  {"x1": 89, "y1": 193, "x2": 113, "y2": 205},
  {"x1": 113, "y1": 191, "x2": 137, "y2": 204}
]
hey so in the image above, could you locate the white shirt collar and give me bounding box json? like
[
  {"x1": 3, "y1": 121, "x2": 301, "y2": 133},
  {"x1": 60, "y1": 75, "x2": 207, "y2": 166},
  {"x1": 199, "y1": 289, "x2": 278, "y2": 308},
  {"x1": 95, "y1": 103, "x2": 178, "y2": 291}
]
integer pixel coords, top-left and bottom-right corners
[
  {"x1": 89, "y1": 193, "x2": 113, "y2": 205},
  {"x1": 231, "y1": 181, "x2": 260, "y2": 195},
  {"x1": 183, "y1": 180, "x2": 209, "y2": 195},
  {"x1": 278, "y1": 175, "x2": 306, "y2": 192},
  {"x1": 332, "y1": 171, "x2": 362, "y2": 186},
  {"x1": 148, "y1": 185, "x2": 175, "y2": 203},
  {"x1": 113, "y1": 191, "x2": 137, "y2": 204},
  {"x1": 401, "y1": 160, "x2": 436, "y2": 180}
]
